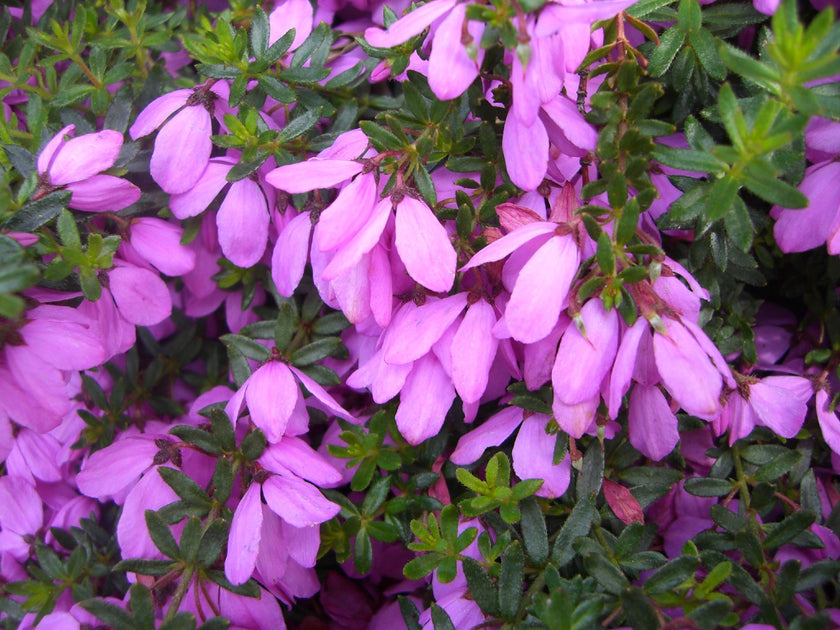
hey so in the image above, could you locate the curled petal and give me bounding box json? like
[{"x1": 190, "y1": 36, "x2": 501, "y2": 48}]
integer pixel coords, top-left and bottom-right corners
[
  {"x1": 263, "y1": 474, "x2": 340, "y2": 528},
  {"x1": 49, "y1": 130, "x2": 124, "y2": 186},
  {"x1": 364, "y1": 0, "x2": 457, "y2": 48},
  {"x1": 451, "y1": 407, "x2": 523, "y2": 465},
  {"x1": 129, "y1": 89, "x2": 191, "y2": 139},
  {"x1": 67, "y1": 175, "x2": 141, "y2": 212},
  {"x1": 264, "y1": 159, "x2": 363, "y2": 193},
  {"x1": 628, "y1": 385, "x2": 679, "y2": 461}
]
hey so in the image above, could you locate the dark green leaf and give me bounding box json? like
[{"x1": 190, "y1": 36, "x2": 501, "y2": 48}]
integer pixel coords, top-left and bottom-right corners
[
  {"x1": 240, "y1": 430, "x2": 267, "y2": 460},
  {"x1": 290, "y1": 337, "x2": 342, "y2": 366},
  {"x1": 648, "y1": 28, "x2": 685, "y2": 77},
  {"x1": 462, "y1": 558, "x2": 499, "y2": 616},
  {"x1": 684, "y1": 477, "x2": 733, "y2": 497},
  {"x1": 584, "y1": 553, "x2": 629, "y2": 595},
  {"x1": 652, "y1": 145, "x2": 724, "y2": 174},
  {"x1": 277, "y1": 107, "x2": 323, "y2": 142},
  {"x1": 520, "y1": 497, "x2": 548, "y2": 566},
  {"x1": 144, "y1": 510, "x2": 180, "y2": 559},
  {"x1": 622, "y1": 586, "x2": 659, "y2": 630},
  {"x1": 79, "y1": 599, "x2": 136, "y2": 630},
  {"x1": 763, "y1": 511, "x2": 817, "y2": 549},
  {"x1": 129, "y1": 584, "x2": 155, "y2": 630},
  {"x1": 158, "y1": 467, "x2": 212, "y2": 507},
  {"x1": 3, "y1": 190, "x2": 71, "y2": 231},
  {"x1": 499, "y1": 542, "x2": 524, "y2": 620},
  {"x1": 644, "y1": 556, "x2": 700, "y2": 594},
  {"x1": 250, "y1": 8, "x2": 269, "y2": 58},
  {"x1": 553, "y1": 494, "x2": 596, "y2": 566},
  {"x1": 220, "y1": 334, "x2": 271, "y2": 362},
  {"x1": 430, "y1": 604, "x2": 456, "y2": 630}
]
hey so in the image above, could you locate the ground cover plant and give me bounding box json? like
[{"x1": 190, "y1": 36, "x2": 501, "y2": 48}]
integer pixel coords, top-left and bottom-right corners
[{"x1": 1, "y1": 0, "x2": 840, "y2": 628}]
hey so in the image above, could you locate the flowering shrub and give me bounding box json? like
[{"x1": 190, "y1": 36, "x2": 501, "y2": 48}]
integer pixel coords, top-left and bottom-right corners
[{"x1": 1, "y1": 0, "x2": 840, "y2": 628}]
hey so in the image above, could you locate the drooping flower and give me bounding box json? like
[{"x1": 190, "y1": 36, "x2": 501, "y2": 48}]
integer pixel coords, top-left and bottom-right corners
[{"x1": 35, "y1": 124, "x2": 140, "y2": 211}]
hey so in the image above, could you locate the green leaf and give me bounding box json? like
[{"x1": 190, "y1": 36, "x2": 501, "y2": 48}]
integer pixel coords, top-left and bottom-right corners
[
  {"x1": 552, "y1": 494, "x2": 596, "y2": 566},
  {"x1": 584, "y1": 553, "x2": 629, "y2": 595},
  {"x1": 462, "y1": 558, "x2": 499, "y2": 616},
  {"x1": 169, "y1": 425, "x2": 222, "y2": 455},
  {"x1": 359, "y1": 120, "x2": 404, "y2": 151},
  {"x1": 129, "y1": 584, "x2": 155, "y2": 630},
  {"x1": 250, "y1": 7, "x2": 269, "y2": 58},
  {"x1": 644, "y1": 556, "x2": 700, "y2": 594},
  {"x1": 277, "y1": 107, "x2": 323, "y2": 142},
  {"x1": 3, "y1": 190, "x2": 71, "y2": 231},
  {"x1": 577, "y1": 444, "x2": 604, "y2": 500},
  {"x1": 741, "y1": 170, "x2": 808, "y2": 208},
  {"x1": 240, "y1": 429, "x2": 267, "y2": 460},
  {"x1": 197, "y1": 519, "x2": 229, "y2": 568},
  {"x1": 763, "y1": 511, "x2": 817, "y2": 549},
  {"x1": 79, "y1": 599, "x2": 136, "y2": 630},
  {"x1": 413, "y1": 165, "x2": 437, "y2": 208},
  {"x1": 277, "y1": 66, "x2": 331, "y2": 84},
  {"x1": 403, "y1": 552, "x2": 442, "y2": 580},
  {"x1": 290, "y1": 337, "x2": 342, "y2": 366},
  {"x1": 353, "y1": 529, "x2": 373, "y2": 575},
  {"x1": 158, "y1": 613, "x2": 198, "y2": 630},
  {"x1": 0, "y1": 264, "x2": 39, "y2": 295},
  {"x1": 648, "y1": 28, "x2": 685, "y2": 77},
  {"x1": 520, "y1": 497, "x2": 548, "y2": 566},
  {"x1": 210, "y1": 408, "x2": 237, "y2": 452},
  {"x1": 653, "y1": 145, "x2": 724, "y2": 174},
  {"x1": 144, "y1": 510, "x2": 181, "y2": 559},
  {"x1": 158, "y1": 467, "x2": 212, "y2": 508},
  {"x1": 690, "y1": 28, "x2": 726, "y2": 80},
  {"x1": 113, "y1": 558, "x2": 176, "y2": 575},
  {"x1": 596, "y1": 232, "x2": 616, "y2": 276},
  {"x1": 430, "y1": 604, "x2": 456, "y2": 630},
  {"x1": 705, "y1": 176, "x2": 740, "y2": 221},
  {"x1": 684, "y1": 477, "x2": 733, "y2": 497},
  {"x1": 57, "y1": 208, "x2": 81, "y2": 249},
  {"x1": 621, "y1": 586, "x2": 659, "y2": 630},
  {"x1": 718, "y1": 43, "x2": 780, "y2": 92},
  {"x1": 257, "y1": 76, "x2": 295, "y2": 103},
  {"x1": 220, "y1": 334, "x2": 271, "y2": 362},
  {"x1": 723, "y1": 196, "x2": 753, "y2": 251},
  {"x1": 499, "y1": 542, "x2": 524, "y2": 621}
]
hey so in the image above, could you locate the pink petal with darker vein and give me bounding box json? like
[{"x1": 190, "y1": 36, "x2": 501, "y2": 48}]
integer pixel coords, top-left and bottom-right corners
[
  {"x1": 217, "y1": 179, "x2": 270, "y2": 268},
  {"x1": 364, "y1": 0, "x2": 457, "y2": 48},
  {"x1": 67, "y1": 175, "x2": 141, "y2": 212},
  {"x1": 49, "y1": 130, "x2": 124, "y2": 185},
  {"x1": 508, "y1": 235, "x2": 579, "y2": 344},
  {"x1": 450, "y1": 407, "x2": 523, "y2": 465},
  {"x1": 225, "y1": 483, "x2": 263, "y2": 585},
  {"x1": 265, "y1": 159, "x2": 363, "y2": 193},
  {"x1": 246, "y1": 362, "x2": 298, "y2": 443},
  {"x1": 628, "y1": 385, "x2": 679, "y2": 460},
  {"x1": 263, "y1": 474, "x2": 340, "y2": 528},
  {"x1": 394, "y1": 196, "x2": 457, "y2": 292},
  {"x1": 383, "y1": 293, "x2": 469, "y2": 365},
  {"x1": 108, "y1": 265, "x2": 172, "y2": 326},
  {"x1": 452, "y1": 299, "x2": 498, "y2": 403},
  {"x1": 395, "y1": 353, "x2": 455, "y2": 445},
  {"x1": 272, "y1": 211, "x2": 312, "y2": 297},
  {"x1": 150, "y1": 106, "x2": 212, "y2": 194},
  {"x1": 512, "y1": 415, "x2": 570, "y2": 498},
  {"x1": 553, "y1": 299, "x2": 619, "y2": 405},
  {"x1": 129, "y1": 89, "x2": 191, "y2": 139}
]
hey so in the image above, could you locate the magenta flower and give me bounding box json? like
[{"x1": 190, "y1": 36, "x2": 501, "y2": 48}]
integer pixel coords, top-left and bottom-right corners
[
  {"x1": 226, "y1": 359, "x2": 355, "y2": 444},
  {"x1": 129, "y1": 81, "x2": 230, "y2": 194},
  {"x1": 36, "y1": 124, "x2": 140, "y2": 211}
]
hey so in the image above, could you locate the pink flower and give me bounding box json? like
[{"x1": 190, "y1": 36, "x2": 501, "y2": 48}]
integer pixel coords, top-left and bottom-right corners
[
  {"x1": 129, "y1": 82, "x2": 230, "y2": 194},
  {"x1": 36, "y1": 124, "x2": 140, "y2": 212}
]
